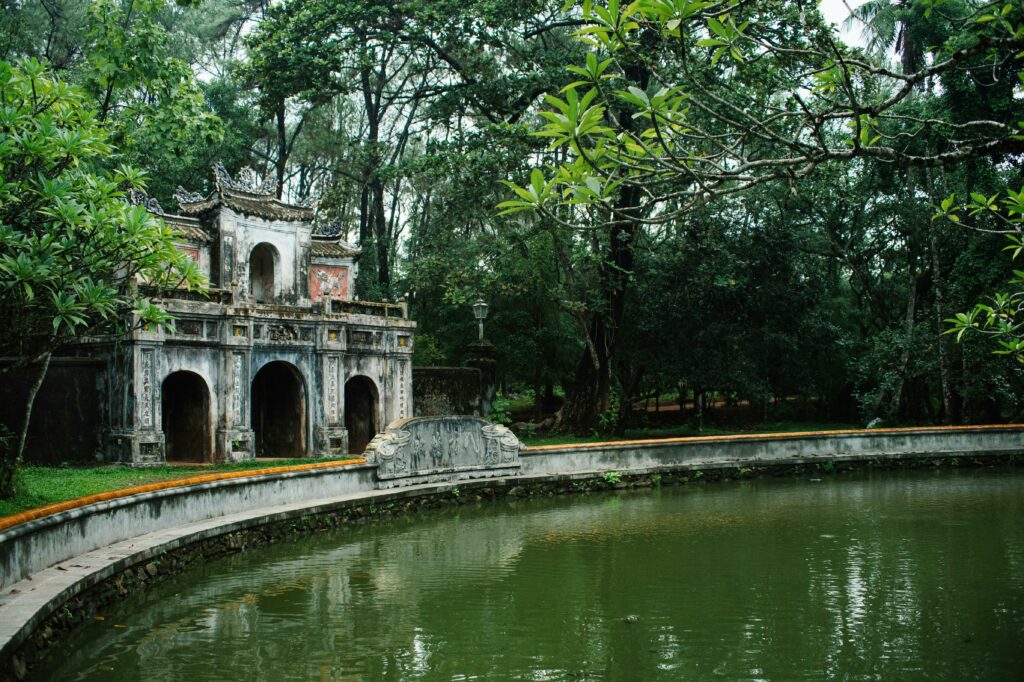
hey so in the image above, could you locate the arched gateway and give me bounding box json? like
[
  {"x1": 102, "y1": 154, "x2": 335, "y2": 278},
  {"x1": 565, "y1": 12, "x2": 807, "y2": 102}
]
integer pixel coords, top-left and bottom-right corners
[
  {"x1": 251, "y1": 361, "x2": 306, "y2": 457},
  {"x1": 344, "y1": 376, "x2": 378, "y2": 454},
  {"x1": 162, "y1": 371, "x2": 212, "y2": 462}
]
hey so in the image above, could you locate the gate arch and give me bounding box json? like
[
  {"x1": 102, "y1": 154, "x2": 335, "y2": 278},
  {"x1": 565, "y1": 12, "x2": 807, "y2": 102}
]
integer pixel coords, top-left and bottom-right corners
[
  {"x1": 344, "y1": 376, "x2": 379, "y2": 454},
  {"x1": 251, "y1": 361, "x2": 306, "y2": 457},
  {"x1": 162, "y1": 371, "x2": 212, "y2": 463}
]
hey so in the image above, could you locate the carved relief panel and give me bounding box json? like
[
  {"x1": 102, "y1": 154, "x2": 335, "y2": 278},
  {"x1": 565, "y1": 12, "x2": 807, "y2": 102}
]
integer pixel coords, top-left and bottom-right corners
[
  {"x1": 140, "y1": 351, "x2": 154, "y2": 428},
  {"x1": 232, "y1": 353, "x2": 244, "y2": 426},
  {"x1": 309, "y1": 265, "x2": 350, "y2": 302}
]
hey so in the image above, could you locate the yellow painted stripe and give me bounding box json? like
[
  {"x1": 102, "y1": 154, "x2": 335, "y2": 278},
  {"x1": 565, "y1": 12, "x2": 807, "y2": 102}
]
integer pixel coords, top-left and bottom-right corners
[
  {"x1": 0, "y1": 458, "x2": 365, "y2": 532},
  {"x1": 524, "y1": 423, "x2": 1024, "y2": 452},
  {"x1": 3, "y1": 423, "x2": 1021, "y2": 532}
]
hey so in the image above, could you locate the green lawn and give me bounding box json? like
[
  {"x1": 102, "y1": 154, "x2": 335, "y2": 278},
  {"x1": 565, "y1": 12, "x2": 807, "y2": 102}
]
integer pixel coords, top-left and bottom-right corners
[{"x1": 0, "y1": 458, "x2": 348, "y2": 518}]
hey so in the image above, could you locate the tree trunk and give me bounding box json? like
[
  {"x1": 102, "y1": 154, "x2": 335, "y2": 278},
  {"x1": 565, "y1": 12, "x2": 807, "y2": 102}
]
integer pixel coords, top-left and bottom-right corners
[
  {"x1": 275, "y1": 99, "x2": 288, "y2": 199},
  {"x1": 887, "y1": 275, "x2": 918, "y2": 421},
  {"x1": 372, "y1": 175, "x2": 390, "y2": 294},
  {"x1": 532, "y1": 369, "x2": 543, "y2": 422},
  {"x1": 694, "y1": 387, "x2": 704, "y2": 432},
  {"x1": 557, "y1": 317, "x2": 611, "y2": 433},
  {"x1": 0, "y1": 352, "x2": 51, "y2": 498},
  {"x1": 553, "y1": 49, "x2": 650, "y2": 434},
  {"x1": 924, "y1": 163, "x2": 957, "y2": 424}
]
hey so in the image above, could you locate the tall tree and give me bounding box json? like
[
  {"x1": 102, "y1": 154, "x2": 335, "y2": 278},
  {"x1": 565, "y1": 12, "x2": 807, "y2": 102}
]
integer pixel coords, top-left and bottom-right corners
[
  {"x1": 501, "y1": 0, "x2": 1023, "y2": 429},
  {"x1": 0, "y1": 59, "x2": 204, "y2": 497}
]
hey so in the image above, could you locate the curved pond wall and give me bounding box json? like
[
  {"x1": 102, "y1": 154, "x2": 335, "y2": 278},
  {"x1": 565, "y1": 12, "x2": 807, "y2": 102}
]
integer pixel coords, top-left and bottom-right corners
[{"x1": 1, "y1": 424, "x2": 1022, "y2": 674}]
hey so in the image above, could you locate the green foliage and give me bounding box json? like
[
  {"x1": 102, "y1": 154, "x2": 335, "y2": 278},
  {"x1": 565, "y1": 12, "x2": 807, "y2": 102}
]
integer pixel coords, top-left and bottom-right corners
[
  {"x1": 0, "y1": 58, "x2": 205, "y2": 355},
  {"x1": 939, "y1": 187, "x2": 1024, "y2": 363},
  {"x1": 0, "y1": 58, "x2": 206, "y2": 496},
  {"x1": 602, "y1": 470, "x2": 621, "y2": 485},
  {"x1": 503, "y1": 0, "x2": 1023, "y2": 228},
  {"x1": 81, "y1": 0, "x2": 224, "y2": 201},
  {"x1": 489, "y1": 392, "x2": 514, "y2": 426}
]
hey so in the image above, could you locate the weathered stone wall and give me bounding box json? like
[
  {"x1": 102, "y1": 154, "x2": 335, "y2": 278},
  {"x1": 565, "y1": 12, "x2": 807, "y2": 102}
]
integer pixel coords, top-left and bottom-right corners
[
  {"x1": 412, "y1": 367, "x2": 482, "y2": 417},
  {"x1": 0, "y1": 358, "x2": 104, "y2": 465}
]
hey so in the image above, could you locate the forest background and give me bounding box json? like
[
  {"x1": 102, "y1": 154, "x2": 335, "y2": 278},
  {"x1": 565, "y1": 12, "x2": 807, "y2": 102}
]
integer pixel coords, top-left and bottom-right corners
[{"x1": 1, "y1": 0, "x2": 1022, "y2": 439}]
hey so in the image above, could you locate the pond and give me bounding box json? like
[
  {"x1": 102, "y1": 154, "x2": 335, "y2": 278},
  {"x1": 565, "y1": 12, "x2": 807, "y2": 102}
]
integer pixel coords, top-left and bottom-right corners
[{"x1": 31, "y1": 467, "x2": 1024, "y2": 680}]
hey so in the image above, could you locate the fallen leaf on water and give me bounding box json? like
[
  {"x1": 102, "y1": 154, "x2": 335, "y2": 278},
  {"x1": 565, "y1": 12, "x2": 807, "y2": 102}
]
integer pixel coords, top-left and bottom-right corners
[{"x1": 94, "y1": 616, "x2": 105, "y2": 622}]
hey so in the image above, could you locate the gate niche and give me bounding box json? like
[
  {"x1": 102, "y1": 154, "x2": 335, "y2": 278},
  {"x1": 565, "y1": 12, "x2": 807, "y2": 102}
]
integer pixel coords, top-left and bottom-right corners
[
  {"x1": 344, "y1": 376, "x2": 378, "y2": 454},
  {"x1": 251, "y1": 361, "x2": 306, "y2": 457},
  {"x1": 161, "y1": 371, "x2": 212, "y2": 463}
]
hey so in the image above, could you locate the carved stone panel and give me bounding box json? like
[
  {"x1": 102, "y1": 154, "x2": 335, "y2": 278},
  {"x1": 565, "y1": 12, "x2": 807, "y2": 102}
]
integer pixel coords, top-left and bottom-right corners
[
  {"x1": 177, "y1": 245, "x2": 200, "y2": 263},
  {"x1": 309, "y1": 265, "x2": 350, "y2": 302},
  {"x1": 327, "y1": 356, "x2": 339, "y2": 424},
  {"x1": 397, "y1": 360, "x2": 408, "y2": 419},
  {"x1": 140, "y1": 351, "x2": 154, "y2": 427},
  {"x1": 365, "y1": 416, "x2": 522, "y2": 487},
  {"x1": 177, "y1": 319, "x2": 202, "y2": 336},
  {"x1": 232, "y1": 353, "x2": 244, "y2": 425},
  {"x1": 268, "y1": 324, "x2": 300, "y2": 342}
]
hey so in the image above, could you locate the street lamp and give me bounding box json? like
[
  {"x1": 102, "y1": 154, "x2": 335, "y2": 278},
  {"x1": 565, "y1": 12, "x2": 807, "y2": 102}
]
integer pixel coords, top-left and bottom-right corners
[{"x1": 472, "y1": 298, "x2": 489, "y2": 341}]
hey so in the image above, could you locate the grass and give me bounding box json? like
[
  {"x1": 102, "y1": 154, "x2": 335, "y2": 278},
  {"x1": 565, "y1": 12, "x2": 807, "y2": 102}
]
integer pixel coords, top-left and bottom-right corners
[
  {"x1": 520, "y1": 421, "x2": 858, "y2": 447},
  {"x1": 0, "y1": 458, "x2": 349, "y2": 518}
]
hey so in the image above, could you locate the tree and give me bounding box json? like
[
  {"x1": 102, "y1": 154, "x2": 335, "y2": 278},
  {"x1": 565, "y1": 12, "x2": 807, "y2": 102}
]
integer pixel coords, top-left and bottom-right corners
[
  {"x1": 500, "y1": 0, "x2": 1023, "y2": 430},
  {"x1": 244, "y1": 0, "x2": 579, "y2": 296},
  {"x1": 0, "y1": 59, "x2": 204, "y2": 497}
]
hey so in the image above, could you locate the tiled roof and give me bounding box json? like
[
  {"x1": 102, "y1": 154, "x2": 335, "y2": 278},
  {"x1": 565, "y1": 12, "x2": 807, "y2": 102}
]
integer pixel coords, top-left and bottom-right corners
[
  {"x1": 311, "y1": 241, "x2": 360, "y2": 258},
  {"x1": 163, "y1": 216, "x2": 212, "y2": 243},
  {"x1": 175, "y1": 224, "x2": 213, "y2": 243}
]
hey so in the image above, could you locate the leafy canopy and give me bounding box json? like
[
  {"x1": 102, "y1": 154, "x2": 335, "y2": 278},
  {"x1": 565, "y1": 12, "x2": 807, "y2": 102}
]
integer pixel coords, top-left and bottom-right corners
[{"x1": 0, "y1": 58, "x2": 206, "y2": 363}]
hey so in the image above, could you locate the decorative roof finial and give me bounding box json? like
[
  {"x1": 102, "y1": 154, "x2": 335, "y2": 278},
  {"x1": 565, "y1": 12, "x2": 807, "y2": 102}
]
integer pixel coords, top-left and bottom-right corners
[
  {"x1": 126, "y1": 188, "x2": 164, "y2": 215},
  {"x1": 213, "y1": 162, "x2": 277, "y2": 196}
]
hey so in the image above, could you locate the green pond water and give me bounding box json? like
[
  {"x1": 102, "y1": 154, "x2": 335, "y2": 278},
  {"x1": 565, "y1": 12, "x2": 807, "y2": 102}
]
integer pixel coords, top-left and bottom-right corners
[{"x1": 31, "y1": 468, "x2": 1024, "y2": 681}]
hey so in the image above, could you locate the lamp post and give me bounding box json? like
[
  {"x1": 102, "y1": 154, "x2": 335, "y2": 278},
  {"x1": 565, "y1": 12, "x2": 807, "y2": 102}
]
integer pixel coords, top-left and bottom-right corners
[{"x1": 472, "y1": 298, "x2": 489, "y2": 342}]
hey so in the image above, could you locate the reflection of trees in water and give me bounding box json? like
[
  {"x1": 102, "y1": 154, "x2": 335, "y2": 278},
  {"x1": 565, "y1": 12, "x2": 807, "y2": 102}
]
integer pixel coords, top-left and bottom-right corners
[{"x1": 30, "y1": 472, "x2": 1024, "y2": 681}]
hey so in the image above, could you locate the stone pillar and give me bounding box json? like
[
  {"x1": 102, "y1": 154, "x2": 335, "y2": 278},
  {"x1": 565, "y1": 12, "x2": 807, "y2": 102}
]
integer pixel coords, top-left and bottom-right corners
[
  {"x1": 104, "y1": 325, "x2": 166, "y2": 466},
  {"x1": 216, "y1": 315, "x2": 255, "y2": 462},
  {"x1": 312, "y1": 317, "x2": 349, "y2": 456},
  {"x1": 464, "y1": 340, "x2": 496, "y2": 417}
]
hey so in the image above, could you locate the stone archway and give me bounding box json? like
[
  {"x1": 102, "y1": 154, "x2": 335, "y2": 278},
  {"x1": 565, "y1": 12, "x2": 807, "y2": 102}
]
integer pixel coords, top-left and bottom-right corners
[
  {"x1": 249, "y1": 243, "x2": 278, "y2": 303},
  {"x1": 344, "y1": 376, "x2": 378, "y2": 454},
  {"x1": 162, "y1": 371, "x2": 212, "y2": 463},
  {"x1": 251, "y1": 361, "x2": 306, "y2": 457}
]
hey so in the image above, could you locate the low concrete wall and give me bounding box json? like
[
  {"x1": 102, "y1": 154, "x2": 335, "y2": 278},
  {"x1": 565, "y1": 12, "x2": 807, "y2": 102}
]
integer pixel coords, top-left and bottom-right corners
[
  {"x1": 521, "y1": 426, "x2": 1024, "y2": 477},
  {"x1": 0, "y1": 425, "x2": 1022, "y2": 671},
  {"x1": 0, "y1": 462, "x2": 377, "y2": 592}
]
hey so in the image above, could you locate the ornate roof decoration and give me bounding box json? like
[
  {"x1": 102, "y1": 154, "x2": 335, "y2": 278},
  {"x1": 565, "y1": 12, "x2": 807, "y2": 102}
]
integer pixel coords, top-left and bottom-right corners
[
  {"x1": 173, "y1": 163, "x2": 316, "y2": 222},
  {"x1": 214, "y1": 162, "x2": 277, "y2": 196},
  {"x1": 310, "y1": 215, "x2": 360, "y2": 258},
  {"x1": 173, "y1": 187, "x2": 205, "y2": 205},
  {"x1": 313, "y1": 218, "x2": 345, "y2": 238},
  {"x1": 126, "y1": 189, "x2": 164, "y2": 215}
]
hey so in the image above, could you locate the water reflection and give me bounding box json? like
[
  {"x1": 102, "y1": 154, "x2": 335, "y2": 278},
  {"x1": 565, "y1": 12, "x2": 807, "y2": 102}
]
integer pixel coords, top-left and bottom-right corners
[{"x1": 32, "y1": 468, "x2": 1024, "y2": 681}]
